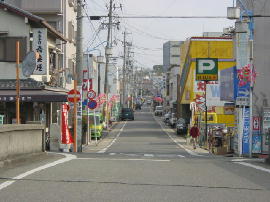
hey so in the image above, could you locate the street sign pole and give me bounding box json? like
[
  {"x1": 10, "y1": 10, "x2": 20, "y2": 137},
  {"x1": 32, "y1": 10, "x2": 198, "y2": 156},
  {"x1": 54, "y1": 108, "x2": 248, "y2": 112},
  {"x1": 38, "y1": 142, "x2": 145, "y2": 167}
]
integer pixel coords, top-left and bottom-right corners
[
  {"x1": 205, "y1": 81, "x2": 208, "y2": 147},
  {"x1": 73, "y1": 79, "x2": 78, "y2": 152},
  {"x1": 196, "y1": 58, "x2": 218, "y2": 148},
  {"x1": 94, "y1": 109, "x2": 97, "y2": 145},
  {"x1": 16, "y1": 41, "x2": 20, "y2": 124}
]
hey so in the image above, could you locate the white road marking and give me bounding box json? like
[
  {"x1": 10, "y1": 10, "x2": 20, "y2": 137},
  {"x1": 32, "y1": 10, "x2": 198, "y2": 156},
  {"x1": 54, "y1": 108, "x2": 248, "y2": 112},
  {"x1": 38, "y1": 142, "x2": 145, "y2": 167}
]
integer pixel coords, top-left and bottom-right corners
[
  {"x1": 97, "y1": 121, "x2": 127, "y2": 154},
  {"x1": 109, "y1": 153, "x2": 116, "y2": 155},
  {"x1": 0, "y1": 153, "x2": 76, "y2": 191},
  {"x1": 144, "y1": 154, "x2": 154, "y2": 157},
  {"x1": 76, "y1": 158, "x2": 170, "y2": 162},
  {"x1": 177, "y1": 155, "x2": 186, "y2": 158},
  {"x1": 231, "y1": 158, "x2": 265, "y2": 162},
  {"x1": 235, "y1": 162, "x2": 270, "y2": 174},
  {"x1": 154, "y1": 116, "x2": 205, "y2": 157}
]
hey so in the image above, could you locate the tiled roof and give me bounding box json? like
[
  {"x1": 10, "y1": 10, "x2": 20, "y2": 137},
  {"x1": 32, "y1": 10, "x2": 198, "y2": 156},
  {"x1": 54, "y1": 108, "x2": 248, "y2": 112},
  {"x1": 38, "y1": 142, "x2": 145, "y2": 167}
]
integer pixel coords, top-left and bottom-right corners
[{"x1": 0, "y1": 79, "x2": 45, "y2": 90}]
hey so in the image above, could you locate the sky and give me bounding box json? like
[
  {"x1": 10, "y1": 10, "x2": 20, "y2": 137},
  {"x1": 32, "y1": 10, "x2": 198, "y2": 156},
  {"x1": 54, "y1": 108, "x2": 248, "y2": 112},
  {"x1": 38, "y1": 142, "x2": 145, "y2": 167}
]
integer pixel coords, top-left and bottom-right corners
[{"x1": 84, "y1": 0, "x2": 235, "y2": 70}]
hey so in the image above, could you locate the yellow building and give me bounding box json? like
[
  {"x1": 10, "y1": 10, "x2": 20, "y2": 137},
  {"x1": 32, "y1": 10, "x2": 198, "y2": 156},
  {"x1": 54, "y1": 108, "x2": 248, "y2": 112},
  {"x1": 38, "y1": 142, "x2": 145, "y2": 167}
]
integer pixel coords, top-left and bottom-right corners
[{"x1": 179, "y1": 37, "x2": 236, "y2": 127}]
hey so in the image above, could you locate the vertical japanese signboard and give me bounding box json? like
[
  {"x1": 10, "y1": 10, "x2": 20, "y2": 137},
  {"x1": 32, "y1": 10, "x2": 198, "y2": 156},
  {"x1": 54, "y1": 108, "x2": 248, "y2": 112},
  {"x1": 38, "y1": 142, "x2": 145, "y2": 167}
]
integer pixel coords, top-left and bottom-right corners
[
  {"x1": 33, "y1": 28, "x2": 47, "y2": 75},
  {"x1": 242, "y1": 108, "x2": 250, "y2": 155}
]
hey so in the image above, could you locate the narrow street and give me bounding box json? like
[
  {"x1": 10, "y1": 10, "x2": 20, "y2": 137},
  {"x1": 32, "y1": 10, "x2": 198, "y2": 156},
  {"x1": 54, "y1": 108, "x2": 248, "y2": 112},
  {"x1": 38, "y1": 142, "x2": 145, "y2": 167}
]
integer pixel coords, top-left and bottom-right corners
[{"x1": 0, "y1": 106, "x2": 270, "y2": 201}]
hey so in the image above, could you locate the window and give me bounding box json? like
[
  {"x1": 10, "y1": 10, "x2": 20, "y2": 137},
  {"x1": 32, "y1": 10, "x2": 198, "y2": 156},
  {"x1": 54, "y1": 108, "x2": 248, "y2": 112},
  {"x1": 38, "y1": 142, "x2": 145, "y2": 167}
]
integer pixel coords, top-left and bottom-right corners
[
  {"x1": 66, "y1": 58, "x2": 74, "y2": 84},
  {"x1": 48, "y1": 21, "x2": 57, "y2": 30},
  {"x1": 0, "y1": 37, "x2": 27, "y2": 62},
  {"x1": 68, "y1": 21, "x2": 75, "y2": 42},
  {"x1": 0, "y1": 39, "x2": 4, "y2": 60}
]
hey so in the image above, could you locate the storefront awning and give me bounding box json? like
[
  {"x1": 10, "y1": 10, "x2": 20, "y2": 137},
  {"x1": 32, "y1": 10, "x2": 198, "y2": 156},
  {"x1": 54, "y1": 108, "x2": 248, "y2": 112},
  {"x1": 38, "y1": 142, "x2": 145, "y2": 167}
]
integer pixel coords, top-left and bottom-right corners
[{"x1": 0, "y1": 89, "x2": 67, "y2": 102}]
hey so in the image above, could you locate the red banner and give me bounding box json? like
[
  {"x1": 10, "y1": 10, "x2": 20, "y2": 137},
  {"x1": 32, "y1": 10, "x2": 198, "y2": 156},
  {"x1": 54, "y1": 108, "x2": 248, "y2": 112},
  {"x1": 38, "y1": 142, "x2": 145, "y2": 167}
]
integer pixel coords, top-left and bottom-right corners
[{"x1": 61, "y1": 104, "x2": 73, "y2": 144}]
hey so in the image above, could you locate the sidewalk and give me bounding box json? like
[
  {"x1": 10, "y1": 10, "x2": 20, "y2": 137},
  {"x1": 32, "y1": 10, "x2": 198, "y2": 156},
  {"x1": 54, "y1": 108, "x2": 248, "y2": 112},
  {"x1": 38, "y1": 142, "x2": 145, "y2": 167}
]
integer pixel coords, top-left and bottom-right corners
[{"x1": 82, "y1": 121, "x2": 120, "y2": 153}]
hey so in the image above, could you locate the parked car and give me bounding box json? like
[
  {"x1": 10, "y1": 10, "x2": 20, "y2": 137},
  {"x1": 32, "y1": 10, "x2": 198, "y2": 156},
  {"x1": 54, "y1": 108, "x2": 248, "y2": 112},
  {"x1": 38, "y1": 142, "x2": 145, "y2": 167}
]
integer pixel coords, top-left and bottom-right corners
[
  {"x1": 154, "y1": 106, "x2": 163, "y2": 116},
  {"x1": 176, "y1": 118, "x2": 187, "y2": 136},
  {"x1": 120, "y1": 108, "x2": 134, "y2": 121},
  {"x1": 89, "y1": 113, "x2": 104, "y2": 139},
  {"x1": 169, "y1": 113, "x2": 177, "y2": 128},
  {"x1": 147, "y1": 100, "x2": 152, "y2": 105}
]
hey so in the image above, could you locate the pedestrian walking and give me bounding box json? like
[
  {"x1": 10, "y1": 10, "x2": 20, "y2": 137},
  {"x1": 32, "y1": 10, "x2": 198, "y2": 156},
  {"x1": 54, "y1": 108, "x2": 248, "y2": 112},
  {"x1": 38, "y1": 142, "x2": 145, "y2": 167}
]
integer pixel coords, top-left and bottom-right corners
[{"x1": 190, "y1": 124, "x2": 200, "y2": 149}]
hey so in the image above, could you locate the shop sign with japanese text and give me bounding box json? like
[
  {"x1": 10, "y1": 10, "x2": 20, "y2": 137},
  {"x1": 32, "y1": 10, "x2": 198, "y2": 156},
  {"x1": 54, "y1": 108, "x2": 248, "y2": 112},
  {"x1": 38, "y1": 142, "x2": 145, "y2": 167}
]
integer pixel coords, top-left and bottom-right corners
[
  {"x1": 33, "y1": 28, "x2": 47, "y2": 75},
  {"x1": 242, "y1": 108, "x2": 250, "y2": 155}
]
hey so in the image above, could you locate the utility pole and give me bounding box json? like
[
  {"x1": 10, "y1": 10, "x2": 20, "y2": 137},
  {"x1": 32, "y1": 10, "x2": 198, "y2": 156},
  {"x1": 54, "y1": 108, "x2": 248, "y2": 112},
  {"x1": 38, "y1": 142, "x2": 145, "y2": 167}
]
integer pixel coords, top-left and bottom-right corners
[
  {"x1": 122, "y1": 30, "x2": 127, "y2": 107},
  {"x1": 74, "y1": 0, "x2": 84, "y2": 152},
  {"x1": 16, "y1": 41, "x2": 20, "y2": 124},
  {"x1": 104, "y1": 0, "x2": 113, "y2": 128}
]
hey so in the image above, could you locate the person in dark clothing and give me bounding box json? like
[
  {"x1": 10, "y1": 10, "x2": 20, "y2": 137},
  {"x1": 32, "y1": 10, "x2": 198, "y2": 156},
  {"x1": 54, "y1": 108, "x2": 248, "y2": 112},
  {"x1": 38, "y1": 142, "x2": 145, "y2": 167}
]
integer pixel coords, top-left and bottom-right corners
[{"x1": 190, "y1": 124, "x2": 200, "y2": 149}]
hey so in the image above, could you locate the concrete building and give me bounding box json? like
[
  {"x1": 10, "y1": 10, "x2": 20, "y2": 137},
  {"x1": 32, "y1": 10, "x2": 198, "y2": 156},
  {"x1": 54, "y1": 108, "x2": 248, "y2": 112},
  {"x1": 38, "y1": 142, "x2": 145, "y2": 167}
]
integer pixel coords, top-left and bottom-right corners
[
  {"x1": 163, "y1": 41, "x2": 182, "y2": 114},
  {"x1": 4, "y1": 0, "x2": 77, "y2": 89},
  {"x1": 231, "y1": 0, "x2": 270, "y2": 156}
]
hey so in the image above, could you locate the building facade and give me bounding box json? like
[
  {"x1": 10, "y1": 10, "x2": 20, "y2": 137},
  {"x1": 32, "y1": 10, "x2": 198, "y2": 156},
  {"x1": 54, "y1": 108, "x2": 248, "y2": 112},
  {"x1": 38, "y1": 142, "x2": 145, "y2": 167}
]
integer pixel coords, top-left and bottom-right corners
[
  {"x1": 163, "y1": 41, "x2": 182, "y2": 114},
  {"x1": 4, "y1": 0, "x2": 77, "y2": 89}
]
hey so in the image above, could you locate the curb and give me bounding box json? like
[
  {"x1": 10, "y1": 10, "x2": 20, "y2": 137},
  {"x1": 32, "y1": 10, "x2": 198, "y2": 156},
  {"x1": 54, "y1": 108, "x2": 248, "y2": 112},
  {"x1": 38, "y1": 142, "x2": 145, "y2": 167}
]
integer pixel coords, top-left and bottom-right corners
[{"x1": 0, "y1": 152, "x2": 49, "y2": 169}]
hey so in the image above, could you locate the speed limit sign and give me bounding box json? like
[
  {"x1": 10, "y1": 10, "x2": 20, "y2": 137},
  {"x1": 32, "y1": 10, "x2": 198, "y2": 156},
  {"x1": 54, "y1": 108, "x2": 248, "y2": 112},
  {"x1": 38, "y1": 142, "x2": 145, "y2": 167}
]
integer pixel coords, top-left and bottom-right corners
[{"x1": 87, "y1": 89, "x2": 96, "y2": 100}]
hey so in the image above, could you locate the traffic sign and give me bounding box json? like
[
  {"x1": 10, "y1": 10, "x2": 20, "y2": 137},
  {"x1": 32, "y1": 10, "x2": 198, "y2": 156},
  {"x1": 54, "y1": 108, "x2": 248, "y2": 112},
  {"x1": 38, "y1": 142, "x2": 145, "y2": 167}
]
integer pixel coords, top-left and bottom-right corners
[
  {"x1": 67, "y1": 89, "x2": 81, "y2": 102},
  {"x1": 196, "y1": 58, "x2": 218, "y2": 81},
  {"x1": 253, "y1": 116, "x2": 260, "y2": 131},
  {"x1": 87, "y1": 89, "x2": 96, "y2": 100},
  {"x1": 87, "y1": 99, "x2": 97, "y2": 109}
]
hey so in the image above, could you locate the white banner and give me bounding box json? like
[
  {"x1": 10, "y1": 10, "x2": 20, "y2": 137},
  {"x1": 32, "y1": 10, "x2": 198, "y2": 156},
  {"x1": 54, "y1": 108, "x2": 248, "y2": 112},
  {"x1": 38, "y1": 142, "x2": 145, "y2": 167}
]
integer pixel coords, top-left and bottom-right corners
[
  {"x1": 206, "y1": 83, "x2": 226, "y2": 107},
  {"x1": 33, "y1": 28, "x2": 47, "y2": 75}
]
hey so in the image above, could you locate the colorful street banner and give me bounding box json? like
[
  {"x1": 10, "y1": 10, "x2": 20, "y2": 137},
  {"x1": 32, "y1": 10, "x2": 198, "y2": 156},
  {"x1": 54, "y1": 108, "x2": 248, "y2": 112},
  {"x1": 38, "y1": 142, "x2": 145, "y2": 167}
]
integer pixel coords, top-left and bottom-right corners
[
  {"x1": 61, "y1": 104, "x2": 73, "y2": 144},
  {"x1": 252, "y1": 134, "x2": 262, "y2": 153},
  {"x1": 220, "y1": 66, "x2": 237, "y2": 102}
]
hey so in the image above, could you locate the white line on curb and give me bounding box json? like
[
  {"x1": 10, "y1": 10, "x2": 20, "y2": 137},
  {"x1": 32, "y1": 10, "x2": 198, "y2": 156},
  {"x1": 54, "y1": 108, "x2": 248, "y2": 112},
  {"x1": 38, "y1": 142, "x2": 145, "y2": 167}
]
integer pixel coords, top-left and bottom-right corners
[
  {"x1": 0, "y1": 153, "x2": 76, "y2": 191},
  {"x1": 235, "y1": 162, "x2": 270, "y2": 174},
  {"x1": 97, "y1": 121, "x2": 127, "y2": 153}
]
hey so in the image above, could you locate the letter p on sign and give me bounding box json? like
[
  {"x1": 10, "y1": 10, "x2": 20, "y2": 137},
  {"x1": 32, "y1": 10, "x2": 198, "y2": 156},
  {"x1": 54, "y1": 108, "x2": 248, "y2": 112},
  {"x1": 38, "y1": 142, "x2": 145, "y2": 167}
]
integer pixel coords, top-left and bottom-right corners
[
  {"x1": 198, "y1": 60, "x2": 216, "y2": 73},
  {"x1": 196, "y1": 58, "x2": 218, "y2": 81}
]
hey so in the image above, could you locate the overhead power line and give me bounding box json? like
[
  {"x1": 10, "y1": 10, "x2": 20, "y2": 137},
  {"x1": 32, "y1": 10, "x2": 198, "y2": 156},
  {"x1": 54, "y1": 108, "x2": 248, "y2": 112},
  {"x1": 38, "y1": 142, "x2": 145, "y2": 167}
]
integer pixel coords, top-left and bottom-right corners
[{"x1": 89, "y1": 15, "x2": 228, "y2": 20}]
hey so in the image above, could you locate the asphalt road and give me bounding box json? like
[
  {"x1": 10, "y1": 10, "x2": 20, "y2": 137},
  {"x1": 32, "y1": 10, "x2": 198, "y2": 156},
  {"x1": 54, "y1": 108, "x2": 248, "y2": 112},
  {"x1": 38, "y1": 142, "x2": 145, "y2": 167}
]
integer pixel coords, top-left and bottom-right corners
[{"x1": 0, "y1": 106, "x2": 270, "y2": 202}]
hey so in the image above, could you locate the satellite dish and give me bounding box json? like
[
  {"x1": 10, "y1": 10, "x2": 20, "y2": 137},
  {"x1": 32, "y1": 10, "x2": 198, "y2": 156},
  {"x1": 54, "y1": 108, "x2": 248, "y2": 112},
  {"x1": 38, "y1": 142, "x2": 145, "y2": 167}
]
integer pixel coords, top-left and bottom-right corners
[{"x1": 22, "y1": 51, "x2": 37, "y2": 77}]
